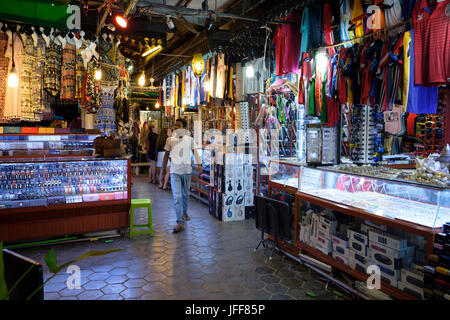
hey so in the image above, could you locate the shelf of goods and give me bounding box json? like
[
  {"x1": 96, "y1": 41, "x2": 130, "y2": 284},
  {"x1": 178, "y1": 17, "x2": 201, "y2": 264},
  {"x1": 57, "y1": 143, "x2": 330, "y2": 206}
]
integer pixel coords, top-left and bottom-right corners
[
  {"x1": 0, "y1": 133, "x2": 100, "y2": 158},
  {"x1": 293, "y1": 166, "x2": 449, "y2": 300},
  {"x1": 0, "y1": 157, "x2": 131, "y2": 242}
]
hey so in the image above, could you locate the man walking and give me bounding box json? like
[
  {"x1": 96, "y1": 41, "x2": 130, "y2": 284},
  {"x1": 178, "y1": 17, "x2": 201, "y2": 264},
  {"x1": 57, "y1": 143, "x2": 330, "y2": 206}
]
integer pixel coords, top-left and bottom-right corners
[{"x1": 162, "y1": 118, "x2": 202, "y2": 233}]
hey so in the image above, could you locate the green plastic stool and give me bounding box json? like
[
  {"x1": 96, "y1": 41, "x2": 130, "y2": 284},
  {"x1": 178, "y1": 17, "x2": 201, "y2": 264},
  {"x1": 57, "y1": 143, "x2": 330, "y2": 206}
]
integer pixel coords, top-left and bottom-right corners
[{"x1": 129, "y1": 199, "x2": 154, "y2": 238}]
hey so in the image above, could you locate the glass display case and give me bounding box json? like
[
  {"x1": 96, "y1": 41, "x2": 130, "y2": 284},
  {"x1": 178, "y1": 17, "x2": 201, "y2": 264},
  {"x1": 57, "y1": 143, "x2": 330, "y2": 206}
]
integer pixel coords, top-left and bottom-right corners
[
  {"x1": 0, "y1": 157, "x2": 128, "y2": 210},
  {"x1": 268, "y1": 158, "x2": 304, "y2": 190},
  {"x1": 0, "y1": 134, "x2": 99, "y2": 158},
  {"x1": 297, "y1": 166, "x2": 450, "y2": 230}
]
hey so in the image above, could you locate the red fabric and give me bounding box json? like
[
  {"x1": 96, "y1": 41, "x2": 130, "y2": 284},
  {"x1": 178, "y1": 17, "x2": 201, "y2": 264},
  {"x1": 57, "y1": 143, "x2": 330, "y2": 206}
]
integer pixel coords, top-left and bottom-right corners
[
  {"x1": 326, "y1": 97, "x2": 339, "y2": 127},
  {"x1": 412, "y1": 0, "x2": 450, "y2": 86},
  {"x1": 323, "y1": 2, "x2": 336, "y2": 56},
  {"x1": 272, "y1": 26, "x2": 285, "y2": 76},
  {"x1": 272, "y1": 14, "x2": 302, "y2": 76},
  {"x1": 407, "y1": 113, "x2": 417, "y2": 136},
  {"x1": 422, "y1": 0, "x2": 450, "y2": 85},
  {"x1": 298, "y1": 52, "x2": 311, "y2": 105}
]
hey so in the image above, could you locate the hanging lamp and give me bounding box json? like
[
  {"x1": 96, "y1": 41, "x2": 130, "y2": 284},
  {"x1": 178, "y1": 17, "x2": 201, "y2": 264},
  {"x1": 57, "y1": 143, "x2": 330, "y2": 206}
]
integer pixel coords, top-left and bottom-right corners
[{"x1": 192, "y1": 53, "x2": 205, "y2": 77}]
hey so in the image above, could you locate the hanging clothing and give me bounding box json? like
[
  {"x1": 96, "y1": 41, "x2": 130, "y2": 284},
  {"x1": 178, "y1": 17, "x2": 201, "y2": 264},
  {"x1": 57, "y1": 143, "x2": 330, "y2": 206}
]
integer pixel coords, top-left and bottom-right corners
[
  {"x1": 20, "y1": 35, "x2": 34, "y2": 121},
  {"x1": 412, "y1": 0, "x2": 450, "y2": 86},
  {"x1": 406, "y1": 29, "x2": 438, "y2": 114},
  {"x1": 299, "y1": 7, "x2": 310, "y2": 64},
  {"x1": 75, "y1": 42, "x2": 86, "y2": 100},
  {"x1": 84, "y1": 60, "x2": 102, "y2": 114},
  {"x1": 0, "y1": 32, "x2": 9, "y2": 122},
  {"x1": 309, "y1": 4, "x2": 323, "y2": 49},
  {"x1": 114, "y1": 83, "x2": 130, "y2": 129},
  {"x1": 95, "y1": 84, "x2": 117, "y2": 135},
  {"x1": 273, "y1": 13, "x2": 301, "y2": 76},
  {"x1": 61, "y1": 42, "x2": 76, "y2": 99},
  {"x1": 351, "y1": 0, "x2": 365, "y2": 39},
  {"x1": 44, "y1": 41, "x2": 62, "y2": 96},
  {"x1": 384, "y1": 0, "x2": 405, "y2": 36},
  {"x1": 32, "y1": 37, "x2": 46, "y2": 120},
  {"x1": 4, "y1": 32, "x2": 23, "y2": 121},
  {"x1": 339, "y1": 0, "x2": 355, "y2": 47},
  {"x1": 323, "y1": 2, "x2": 336, "y2": 56},
  {"x1": 210, "y1": 55, "x2": 216, "y2": 98}
]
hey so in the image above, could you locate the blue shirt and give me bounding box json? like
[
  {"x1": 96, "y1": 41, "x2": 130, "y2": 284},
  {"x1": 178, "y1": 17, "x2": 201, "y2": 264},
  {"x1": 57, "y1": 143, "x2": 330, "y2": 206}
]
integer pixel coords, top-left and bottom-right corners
[{"x1": 407, "y1": 29, "x2": 438, "y2": 114}]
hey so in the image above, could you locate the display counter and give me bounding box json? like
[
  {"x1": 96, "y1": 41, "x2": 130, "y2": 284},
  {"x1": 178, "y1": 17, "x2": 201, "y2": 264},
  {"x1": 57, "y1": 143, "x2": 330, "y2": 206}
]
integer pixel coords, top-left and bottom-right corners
[
  {"x1": 0, "y1": 157, "x2": 131, "y2": 242},
  {"x1": 0, "y1": 133, "x2": 99, "y2": 158},
  {"x1": 294, "y1": 166, "x2": 449, "y2": 300},
  {"x1": 268, "y1": 158, "x2": 304, "y2": 195}
]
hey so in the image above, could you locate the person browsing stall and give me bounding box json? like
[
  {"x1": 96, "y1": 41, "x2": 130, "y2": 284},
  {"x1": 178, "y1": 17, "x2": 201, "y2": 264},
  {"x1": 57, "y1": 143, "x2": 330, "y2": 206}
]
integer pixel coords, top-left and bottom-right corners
[{"x1": 162, "y1": 118, "x2": 202, "y2": 233}]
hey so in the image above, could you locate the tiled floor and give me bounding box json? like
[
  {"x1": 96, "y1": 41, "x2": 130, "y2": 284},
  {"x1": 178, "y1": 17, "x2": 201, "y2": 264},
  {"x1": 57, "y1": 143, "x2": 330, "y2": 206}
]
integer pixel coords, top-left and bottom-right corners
[{"x1": 15, "y1": 177, "x2": 350, "y2": 300}]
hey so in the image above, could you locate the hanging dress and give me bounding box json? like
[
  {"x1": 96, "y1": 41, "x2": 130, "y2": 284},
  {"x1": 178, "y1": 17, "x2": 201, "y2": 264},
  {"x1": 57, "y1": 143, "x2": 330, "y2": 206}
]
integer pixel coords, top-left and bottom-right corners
[
  {"x1": 44, "y1": 40, "x2": 62, "y2": 96},
  {"x1": 75, "y1": 42, "x2": 86, "y2": 101},
  {"x1": 32, "y1": 37, "x2": 46, "y2": 121},
  {"x1": 60, "y1": 42, "x2": 76, "y2": 99}
]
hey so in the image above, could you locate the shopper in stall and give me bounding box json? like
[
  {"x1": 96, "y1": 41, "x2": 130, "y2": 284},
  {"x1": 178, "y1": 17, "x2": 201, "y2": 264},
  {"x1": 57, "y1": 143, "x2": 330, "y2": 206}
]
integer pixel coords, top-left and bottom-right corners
[
  {"x1": 156, "y1": 127, "x2": 172, "y2": 190},
  {"x1": 147, "y1": 122, "x2": 159, "y2": 184},
  {"x1": 162, "y1": 118, "x2": 202, "y2": 233}
]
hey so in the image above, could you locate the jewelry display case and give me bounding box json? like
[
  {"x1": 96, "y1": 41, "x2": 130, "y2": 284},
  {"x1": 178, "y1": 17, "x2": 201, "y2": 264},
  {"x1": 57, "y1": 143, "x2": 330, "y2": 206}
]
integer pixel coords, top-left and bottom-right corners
[
  {"x1": 0, "y1": 157, "x2": 131, "y2": 242},
  {"x1": 0, "y1": 133, "x2": 99, "y2": 158},
  {"x1": 268, "y1": 158, "x2": 304, "y2": 194},
  {"x1": 297, "y1": 166, "x2": 449, "y2": 230}
]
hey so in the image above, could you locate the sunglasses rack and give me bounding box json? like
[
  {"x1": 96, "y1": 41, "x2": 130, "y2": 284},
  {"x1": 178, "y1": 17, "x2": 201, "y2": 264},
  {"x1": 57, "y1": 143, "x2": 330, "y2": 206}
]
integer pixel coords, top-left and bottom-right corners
[
  {"x1": 350, "y1": 104, "x2": 384, "y2": 164},
  {"x1": 415, "y1": 89, "x2": 447, "y2": 157}
]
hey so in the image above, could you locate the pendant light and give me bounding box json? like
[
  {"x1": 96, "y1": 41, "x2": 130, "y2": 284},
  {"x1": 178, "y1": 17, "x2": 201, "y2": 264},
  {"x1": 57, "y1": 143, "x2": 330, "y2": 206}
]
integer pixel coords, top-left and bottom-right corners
[
  {"x1": 7, "y1": 33, "x2": 18, "y2": 88},
  {"x1": 138, "y1": 71, "x2": 146, "y2": 86},
  {"x1": 192, "y1": 53, "x2": 205, "y2": 77}
]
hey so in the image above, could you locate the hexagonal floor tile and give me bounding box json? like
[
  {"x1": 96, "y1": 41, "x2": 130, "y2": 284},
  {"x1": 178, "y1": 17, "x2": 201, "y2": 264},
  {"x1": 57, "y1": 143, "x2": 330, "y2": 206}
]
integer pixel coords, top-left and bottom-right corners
[
  {"x1": 44, "y1": 292, "x2": 60, "y2": 300},
  {"x1": 265, "y1": 283, "x2": 288, "y2": 295},
  {"x1": 120, "y1": 288, "x2": 146, "y2": 299},
  {"x1": 124, "y1": 278, "x2": 147, "y2": 288},
  {"x1": 77, "y1": 290, "x2": 104, "y2": 300},
  {"x1": 105, "y1": 275, "x2": 129, "y2": 284},
  {"x1": 101, "y1": 284, "x2": 127, "y2": 295},
  {"x1": 271, "y1": 294, "x2": 293, "y2": 300},
  {"x1": 97, "y1": 294, "x2": 124, "y2": 300},
  {"x1": 88, "y1": 272, "x2": 111, "y2": 281},
  {"x1": 108, "y1": 267, "x2": 129, "y2": 276},
  {"x1": 83, "y1": 280, "x2": 107, "y2": 291},
  {"x1": 259, "y1": 274, "x2": 281, "y2": 284},
  {"x1": 44, "y1": 282, "x2": 68, "y2": 293}
]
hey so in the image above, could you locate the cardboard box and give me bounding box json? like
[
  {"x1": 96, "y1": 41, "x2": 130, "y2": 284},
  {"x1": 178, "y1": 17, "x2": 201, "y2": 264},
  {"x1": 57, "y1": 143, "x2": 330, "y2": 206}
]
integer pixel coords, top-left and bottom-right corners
[
  {"x1": 222, "y1": 193, "x2": 235, "y2": 207},
  {"x1": 316, "y1": 235, "x2": 332, "y2": 255},
  {"x1": 401, "y1": 268, "x2": 424, "y2": 288},
  {"x1": 368, "y1": 248, "x2": 413, "y2": 270},
  {"x1": 244, "y1": 192, "x2": 254, "y2": 206},
  {"x1": 222, "y1": 206, "x2": 234, "y2": 222},
  {"x1": 349, "y1": 240, "x2": 367, "y2": 256},
  {"x1": 397, "y1": 281, "x2": 424, "y2": 300},
  {"x1": 234, "y1": 193, "x2": 245, "y2": 207},
  {"x1": 368, "y1": 229, "x2": 408, "y2": 250},
  {"x1": 333, "y1": 243, "x2": 350, "y2": 258},
  {"x1": 243, "y1": 178, "x2": 253, "y2": 193},
  {"x1": 332, "y1": 234, "x2": 349, "y2": 248},
  {"x1": 235, "y1": 153, "x2": 244, "y2": 166},
  {"x1": 244, "y1": 164, "x2": 253, "y2": 180},
  {"x1": 225, "y1": 153, "x2": 235, "y2": 165},
  {"x1": 368, "y1": 241, "x2": 415, "y2": 259},
  {"x1": 233, "y1": 206, "x2": 245, "y2": 221},
  {"x1": 318, "y1": 216, "x2": 337, "y2": 235},
  {"x1": 234, "y1": 178, "x2": 244, "y2": 194},
  {"x1": 368, "y1": 259, "x2": 401, "y2": 280},
  {"x1": 348, "y1": 229, "x2": 369, "y2": 246},
  {"x1": 332, "y1": 252, "x2": 349, "y2": 265},
  {"x1": 349, "y1": 258, "x2": 367, "y2": 273},
  {"x1": 350, "y1": 249, "x2": 368, "y2": 265}
]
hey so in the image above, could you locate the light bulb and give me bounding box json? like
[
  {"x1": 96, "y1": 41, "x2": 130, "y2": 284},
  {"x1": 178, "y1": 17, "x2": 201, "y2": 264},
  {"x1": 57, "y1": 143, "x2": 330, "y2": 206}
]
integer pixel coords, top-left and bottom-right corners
[
  {"x1": 155, "y1": 102, "x2": 160, "y2": 109},
  {"x1": 204, "y1": 80, "x2": 210, "y2": 92},
  {"x1": 7, "y1": 67, "x2": 18, "y2": 87},
  {"x1": 115, "y1": 15, "x2": 128, "y2": 28},
  {"x1": 94, "y1": 68, "x2": 102, "y2": 80},
  {"x1": 138, "y1": 72, "x2": 145, "y2": 86},
  {"x1": 246, "y1": 65, "x2": 254, "y2": 78}
]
